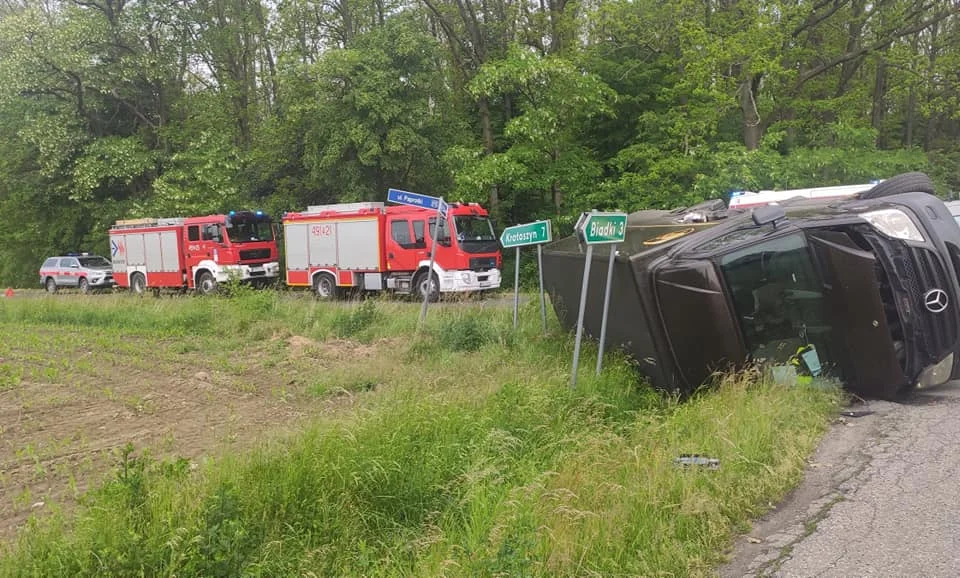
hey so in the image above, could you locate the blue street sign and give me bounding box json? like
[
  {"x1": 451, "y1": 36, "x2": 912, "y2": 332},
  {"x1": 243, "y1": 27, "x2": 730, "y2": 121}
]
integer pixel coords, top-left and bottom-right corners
[
  {"x1": 438, "y1": 199, "x2": 449, "y2": 218},
  {"x1": 387, "y1": 188, "x2": 443, "y2": 211}
]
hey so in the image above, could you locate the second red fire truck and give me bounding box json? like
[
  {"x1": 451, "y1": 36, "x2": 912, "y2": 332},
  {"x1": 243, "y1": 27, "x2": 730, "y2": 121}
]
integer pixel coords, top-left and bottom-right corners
[
  {"x1": 109, "y1": 211, "x2": 280, "y2": 294},
  {"x1": 282, "y1": 201, "x2": 502, "y2": 300}
]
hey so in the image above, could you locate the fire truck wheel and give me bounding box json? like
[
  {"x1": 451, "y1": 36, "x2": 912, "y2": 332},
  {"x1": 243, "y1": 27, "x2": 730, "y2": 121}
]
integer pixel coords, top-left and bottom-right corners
[
  {"x1": 414, "y1": 271, "x2": 440, "y2": 303},
  {"x1": 45, "y1": 277, "x2": 57, "y2": 294},
  {"x1": 314, "y1": 273, "x2": 338, "y2": 300},
  {"x1": 197, "y1": 271, "x2": 218, "y2": 295},
  {"x1": 130, "y1": 273, "x2": 146, "y2": 295},
  {"x1": 79, "y1": 278, "x2": 89, "y2": 294}
]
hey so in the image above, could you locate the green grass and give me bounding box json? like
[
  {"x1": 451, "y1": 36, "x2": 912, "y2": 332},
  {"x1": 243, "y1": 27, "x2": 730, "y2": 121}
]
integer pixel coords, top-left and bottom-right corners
[{"x1": 0, "y1": 291, "x2": 842, "y2": 576}]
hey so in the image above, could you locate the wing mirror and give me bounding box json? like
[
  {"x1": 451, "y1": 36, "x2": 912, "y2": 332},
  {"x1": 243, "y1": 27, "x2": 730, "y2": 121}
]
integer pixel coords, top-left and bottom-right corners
[{"x1": 752, "y1": 205, "x2": 787, "y2": 228}]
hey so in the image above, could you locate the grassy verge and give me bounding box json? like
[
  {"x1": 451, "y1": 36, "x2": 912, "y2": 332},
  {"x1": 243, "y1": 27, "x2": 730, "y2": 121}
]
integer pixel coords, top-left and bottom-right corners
[{"x1": 0, "y1": 291, "x2": 841, "y2": 576}]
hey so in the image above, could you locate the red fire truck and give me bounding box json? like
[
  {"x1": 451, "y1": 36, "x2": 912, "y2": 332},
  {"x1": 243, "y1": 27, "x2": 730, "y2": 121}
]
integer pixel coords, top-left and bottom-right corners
[
  {"x1": 108, "y1": 211, "x2": 280, "y2": 294},
  {"x1": 282, "y1": 201, "x2": 502, "y2": 300}
]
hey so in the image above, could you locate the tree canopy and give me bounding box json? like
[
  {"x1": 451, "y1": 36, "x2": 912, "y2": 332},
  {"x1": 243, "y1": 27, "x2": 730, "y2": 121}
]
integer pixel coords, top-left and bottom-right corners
[{"x1": 0, "y1": 0, "x2": 957, "y2": 284}]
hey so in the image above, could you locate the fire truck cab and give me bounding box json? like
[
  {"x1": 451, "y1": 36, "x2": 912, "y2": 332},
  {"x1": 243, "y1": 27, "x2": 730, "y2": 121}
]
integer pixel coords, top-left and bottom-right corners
[
  {"x1": 109, "y1": 211, "x2": 280, "y2": 294},
  {"x1": 283, "y1": 201, "x2": 502, "y2": 300}
]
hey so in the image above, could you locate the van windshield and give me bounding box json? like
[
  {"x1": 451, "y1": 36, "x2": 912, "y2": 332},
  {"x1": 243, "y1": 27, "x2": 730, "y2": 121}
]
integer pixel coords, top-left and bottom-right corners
[{"x1": 719, "y1": 233, "x2": 839, "y2": 374}]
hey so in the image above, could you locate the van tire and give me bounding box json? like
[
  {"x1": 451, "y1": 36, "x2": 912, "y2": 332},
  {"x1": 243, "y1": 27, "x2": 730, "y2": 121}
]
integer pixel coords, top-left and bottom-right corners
[
  {"x1": 859, "y1": 172, "x2": 936, "y2": 200},
  {"x1": 314, "y1": 273, "x2": 338, "y2": 300},
  {"x1": 79, "y1": 278, "x2": 89, "y2": 294},
  {"x1": 131, "y1": 273, "x2": 146, "y2": 295},
  {"x1": 45, "y1": 277, "x2": 57, "y2": 294}
]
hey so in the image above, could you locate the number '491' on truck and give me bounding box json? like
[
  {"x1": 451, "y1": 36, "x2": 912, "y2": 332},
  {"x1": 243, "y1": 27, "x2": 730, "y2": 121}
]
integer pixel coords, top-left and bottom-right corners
[{"x1": 282, "y1": 201, "x2": 502, "y2": 300}]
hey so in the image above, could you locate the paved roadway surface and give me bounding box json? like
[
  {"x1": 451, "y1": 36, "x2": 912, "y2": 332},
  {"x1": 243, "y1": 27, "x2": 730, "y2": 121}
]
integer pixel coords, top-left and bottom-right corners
[{"x1": 722, "y1": 382, "x2": 960, "y2": 577}]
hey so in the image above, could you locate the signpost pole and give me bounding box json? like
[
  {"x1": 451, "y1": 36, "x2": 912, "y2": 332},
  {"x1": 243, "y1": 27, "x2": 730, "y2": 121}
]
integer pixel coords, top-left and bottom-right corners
[
  {"x1": 419, "y1": 199, "x2": 445, "y2": 327},
  {"x1": 537, "y1": 244, "x2": 547, "y2": 335},
  {"x1": 570, "y1": 244, "x2": 594, "y2": 389},
  {"x1": 499, "y1": 219, "x2": 553, "y2": 333},
  {"x1": 596, "y1": 243, "x2": 617, "y2": 376},
  {"x1": 513, "y1": 247, "x2": 521, "y2": 329}
]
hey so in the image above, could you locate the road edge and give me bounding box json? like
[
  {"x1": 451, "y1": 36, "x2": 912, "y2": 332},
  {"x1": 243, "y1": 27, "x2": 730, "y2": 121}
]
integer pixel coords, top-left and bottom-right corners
[{"x1": 718, "y1": 402, "x2": 893, "y2": 577}]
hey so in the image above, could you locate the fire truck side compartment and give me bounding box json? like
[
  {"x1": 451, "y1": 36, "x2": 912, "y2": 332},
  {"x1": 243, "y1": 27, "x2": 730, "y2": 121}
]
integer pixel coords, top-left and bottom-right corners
[
  {"x1": 126, "y1": 234, "x2": 145, "y2": 266},
  {"x1": 337, "y1": 220, "x2": 380, "y2": 270},
  {"x1": 285, "y1": 224, "x2": 309, "y2": 272},
  {"x1": 160, "y1": 231, "x2": 180, "y2": 272},
  {"x1": 308, "y1": 223, "x2": 337, "y2": 267}
]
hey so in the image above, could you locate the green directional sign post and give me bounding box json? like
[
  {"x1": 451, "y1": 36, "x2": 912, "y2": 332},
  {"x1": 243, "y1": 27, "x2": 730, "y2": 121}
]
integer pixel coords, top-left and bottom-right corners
[
  {"x1": 571, "y1": 211, "x2": 628, "y2": 388},
  {"x1": 499, "y1": 220, "x2": 553, "y2": 333}
]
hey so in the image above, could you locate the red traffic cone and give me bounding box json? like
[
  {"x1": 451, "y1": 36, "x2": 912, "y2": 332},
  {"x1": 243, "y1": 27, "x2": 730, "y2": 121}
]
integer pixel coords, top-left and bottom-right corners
[{"x1": 5, "y1": 288, "x2": 13, "y2": 298}]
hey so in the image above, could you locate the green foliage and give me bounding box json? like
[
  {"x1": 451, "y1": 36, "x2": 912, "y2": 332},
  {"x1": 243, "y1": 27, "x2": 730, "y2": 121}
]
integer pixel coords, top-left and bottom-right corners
[
  {"x1": 331, "y1": 299, "x2": 381, "y2": 339},
  {"x1": 0, "y1": 0, "x2": 959, "y2": 286},
  {"x1": 0, "y1": 294, "x2": 842, "y2": 575},
  {"x1": 434, "y1": 311, "x2": 506, "y2": 352}
]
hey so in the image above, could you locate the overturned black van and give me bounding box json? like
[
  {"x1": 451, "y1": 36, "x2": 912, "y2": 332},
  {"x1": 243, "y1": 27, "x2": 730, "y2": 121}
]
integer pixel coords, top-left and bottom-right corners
[{"x1": 542, "y1": 173, "x2": 960, "y2": 399}]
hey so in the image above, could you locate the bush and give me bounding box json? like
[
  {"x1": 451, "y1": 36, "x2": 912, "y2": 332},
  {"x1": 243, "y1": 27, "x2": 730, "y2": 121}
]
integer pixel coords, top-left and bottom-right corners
[{"x1": 331, "y1": 300, "x2": 380, "y2": 339}]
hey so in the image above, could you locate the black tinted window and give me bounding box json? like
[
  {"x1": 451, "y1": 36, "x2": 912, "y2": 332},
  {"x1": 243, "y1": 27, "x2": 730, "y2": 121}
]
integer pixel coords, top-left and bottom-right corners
[{"x1": 391, "y1": 220, "x2": 411, "y2": 245}]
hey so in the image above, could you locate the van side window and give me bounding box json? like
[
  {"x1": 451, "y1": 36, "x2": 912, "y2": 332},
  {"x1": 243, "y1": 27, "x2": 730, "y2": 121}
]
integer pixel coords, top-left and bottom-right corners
[
  {"x1": 188, "y1": 226, "x2": 200, "y2": 242},
  {"x1": 391, "y1": 220, "x2": 412, "y2": 247}
]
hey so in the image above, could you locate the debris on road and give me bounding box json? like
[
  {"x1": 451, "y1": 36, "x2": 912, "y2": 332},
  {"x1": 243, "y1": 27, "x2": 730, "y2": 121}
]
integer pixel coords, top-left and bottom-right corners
[
  {"x1": 674, "y1": 454, "x2": 721, "y2": 469},
  {"x1": 840, "y1": 410, "x2": 875, "y2": 418}
]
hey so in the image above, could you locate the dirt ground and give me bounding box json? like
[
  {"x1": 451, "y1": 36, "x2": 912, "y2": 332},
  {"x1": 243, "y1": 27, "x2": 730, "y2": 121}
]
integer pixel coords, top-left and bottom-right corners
[{"x1": 0, "y1": 325, "x2": 387, "y2": 544}]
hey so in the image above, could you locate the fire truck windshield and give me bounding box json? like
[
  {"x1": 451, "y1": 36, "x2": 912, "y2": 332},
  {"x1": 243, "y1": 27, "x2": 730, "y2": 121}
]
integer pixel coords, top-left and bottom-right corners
[
  {"x1": 454, "y1": 216, "x2": 496, "y2": 242},
  {"x1": 226, "y1": 220, "x2": 274, "y2": 243}
]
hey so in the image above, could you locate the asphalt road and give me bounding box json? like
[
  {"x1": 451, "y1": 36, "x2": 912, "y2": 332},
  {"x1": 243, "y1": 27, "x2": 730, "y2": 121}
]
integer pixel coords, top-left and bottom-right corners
[{"x1": 722, "y1": 382, "x2": 960, "y2": 577}]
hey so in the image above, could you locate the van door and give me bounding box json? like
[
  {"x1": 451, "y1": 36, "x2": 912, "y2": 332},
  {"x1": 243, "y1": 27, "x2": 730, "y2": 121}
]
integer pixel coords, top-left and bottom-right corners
[
  {"x1": 807, "y1": 230, "x2": 907, "y2": 399},
  {"x1": 655, "y1": 259, "x2": 746, "y2": 387}
]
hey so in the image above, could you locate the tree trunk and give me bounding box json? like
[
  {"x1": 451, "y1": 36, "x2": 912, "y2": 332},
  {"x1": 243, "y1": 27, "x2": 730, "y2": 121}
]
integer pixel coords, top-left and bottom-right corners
[
  {"x1": 551, "y1": 149, "x2": 562, "y2": 212},
  {"x1": 738, "y1": 74, "x2": 762, "y2": 150},
  {"x1": 871, "y1": 54, "x2": 888, "y2": 148},
  {"x1": 924, "y1": 22, "x2": 940, "y2": 151},
  {"x1": 479, "y1": 96, "x2": 498, "y2": 213}
]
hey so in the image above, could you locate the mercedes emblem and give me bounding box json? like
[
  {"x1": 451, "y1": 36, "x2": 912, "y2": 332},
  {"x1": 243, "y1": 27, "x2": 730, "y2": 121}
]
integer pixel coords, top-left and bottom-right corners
[{"x1": 924, "y1": 289, "x2": 949, "y2": 313}]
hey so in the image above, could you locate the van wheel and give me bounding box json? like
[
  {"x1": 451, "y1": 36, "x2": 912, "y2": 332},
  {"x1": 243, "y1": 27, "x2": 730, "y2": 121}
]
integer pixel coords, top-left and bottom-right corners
[
  {"x1": 45, "y1": 277, "x2": 57, "y2": 294},
  {"x1": 131, "y1": 273, "x2": 146, "y2": 295},
  {"x1": 197, "y1": 271, "x2": 218, "y2": 295},
  {"x1": 859, "y1": 172, "x2": 936, "y2": 199},
  {"x1": 414, "y1": 271, "x2": 440, "y2": 303},
  {"x1": 314, "y1": 273, "x2": 338, "y2": 300},
  {"x1": 79, "y1": 278, "x2": 89, "y2": 294}
]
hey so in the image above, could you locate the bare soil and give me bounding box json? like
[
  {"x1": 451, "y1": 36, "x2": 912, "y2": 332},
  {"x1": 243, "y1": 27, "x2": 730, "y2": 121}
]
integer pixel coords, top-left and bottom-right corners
[{"x1": 0, "y1": 326, "x2": 384, "y2": 544}]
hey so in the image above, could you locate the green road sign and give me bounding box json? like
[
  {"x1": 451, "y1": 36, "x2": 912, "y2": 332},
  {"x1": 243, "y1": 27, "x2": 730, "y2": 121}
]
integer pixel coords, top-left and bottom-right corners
[
  {"x1": 499, "y1": 220, "x2": 552, "y2": 248},
  {"x1": 578, "y1": 212, "x2": 627, "y2": 244}
]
